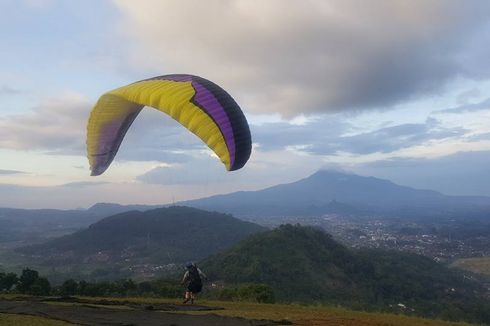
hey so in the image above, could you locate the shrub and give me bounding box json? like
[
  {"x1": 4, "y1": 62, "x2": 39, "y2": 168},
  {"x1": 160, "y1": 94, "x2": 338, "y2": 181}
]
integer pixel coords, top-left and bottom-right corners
[{"x1": 218, "y1": 284, "x2": 275, "y2": 303}]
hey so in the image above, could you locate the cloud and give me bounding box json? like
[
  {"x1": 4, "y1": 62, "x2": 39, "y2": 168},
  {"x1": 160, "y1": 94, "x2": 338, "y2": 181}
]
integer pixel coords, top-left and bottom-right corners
[
  {"x1": 468, "y1": 132, "x2": 490, "y2": 142},
  {"x1": 114, "y1": 0, "x2": 490, "y2": 116},
  {"x1": 0, "y1": 86, "x2": 22, "y2": 95},
  {"x1": 137, "y1": 164, "x2": 221, "y2": 185},
  {"x1": 0, "y1": 169, "x2": 25, "y2": 175},
  {"x1": 252, "y1": 116, "x2": 466, "y2": 156},
  {"x1": 61, "y1": 181, "x2": 110, "y2": 188},
  {"x1": 0, "y1": 145, "x2": 321, "y2": 208},
  {"x1": 24, "y1": 0, "x2": 56, "y2": 9},
  {"x1": 327, "y1": 118, "x2": 467, "y2": 155},
  {"x1": 0, "y1": 182, "x2": 149, "y2": 209},
  {"x1": 136, "y1": 144, "x2": 321, "y2": 187},
  {"x1": 437, "y1": 97, "x2": 490, "y2": 114},
  {"x1": 353, "y1": 150, "x2": 490, "y2": 196},
  {"x1": 251, "y1": 114, "x2": 350, "y2": 152},
  {"x1": 0, "y1": 102, "x2": 204, "y2": 159},
  {"x1": 117, "y1": 149, "x2": 191, "y2": 164},
  {"x1": 0, "y1": 92, "x2": 91, "y2": 151},
  {"x1": 111, "y1": 108, "x2": 210, "y2": 163}
]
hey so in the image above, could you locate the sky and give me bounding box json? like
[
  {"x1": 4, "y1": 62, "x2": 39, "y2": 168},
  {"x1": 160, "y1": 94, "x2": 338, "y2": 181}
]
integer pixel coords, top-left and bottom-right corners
[{"x1": 1, "y1": 0, "x2": 490, "y2": 209}]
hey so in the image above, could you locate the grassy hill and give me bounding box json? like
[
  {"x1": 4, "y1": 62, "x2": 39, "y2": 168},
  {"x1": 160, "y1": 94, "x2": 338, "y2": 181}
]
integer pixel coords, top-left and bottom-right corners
[
  {"x1": 201, "y1": 224, "x2": 490, "y2": 324},
  {"x1": 16, "y1": 206, "x2": 265, "y2": 280}
]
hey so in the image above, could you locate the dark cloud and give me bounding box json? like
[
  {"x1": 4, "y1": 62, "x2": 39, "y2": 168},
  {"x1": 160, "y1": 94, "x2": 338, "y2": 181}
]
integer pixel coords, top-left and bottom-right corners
[{"x1": 117, "y1": 0, "x2": 490, "y2": 116}]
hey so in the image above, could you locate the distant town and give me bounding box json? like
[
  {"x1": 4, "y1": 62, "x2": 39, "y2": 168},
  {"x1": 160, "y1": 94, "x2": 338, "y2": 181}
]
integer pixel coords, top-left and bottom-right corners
[{"x1": 247, "y1": 214, "x2": 490, "y2": 262}]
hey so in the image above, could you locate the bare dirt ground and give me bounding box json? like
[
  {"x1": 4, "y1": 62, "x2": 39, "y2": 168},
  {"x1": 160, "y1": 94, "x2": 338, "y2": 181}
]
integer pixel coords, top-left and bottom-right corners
[{"x1": 0, "y1": 297, "x2": 285, "y2": 326}]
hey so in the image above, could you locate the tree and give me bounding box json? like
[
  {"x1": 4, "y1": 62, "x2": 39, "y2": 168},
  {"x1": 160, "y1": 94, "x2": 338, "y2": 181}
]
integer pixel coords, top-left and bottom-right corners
[
  {"x1": 30, "y1": 277, "x2": 51, "y2": 296},
  {"x1": 0, "y1": 272, "x2": 18, "y2": 292},
  {"x1": 16, "y1": 268, "x2": 51, "y2": 295},
  {"x1": 60, "y1": 279, "x2": 78, "y2": 296},
  {"x1": 17, "y1": 268, "x2": 39, "y2": 294}
]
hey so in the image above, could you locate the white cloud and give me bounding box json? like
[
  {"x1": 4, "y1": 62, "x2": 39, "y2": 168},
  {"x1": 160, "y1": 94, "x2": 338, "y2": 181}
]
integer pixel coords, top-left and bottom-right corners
[
  {"x1": 0, "y1": 92, "x2": 91, "y2": 151},
  {"x1": 137, "y1": 145, "x2": 321, "y2": 189}
]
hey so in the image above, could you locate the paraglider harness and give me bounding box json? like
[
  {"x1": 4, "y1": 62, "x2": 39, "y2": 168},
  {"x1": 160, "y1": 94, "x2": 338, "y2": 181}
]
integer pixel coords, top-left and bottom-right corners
[{"x1": 186, "y1": 265, "x2": 203, "y2": 293}]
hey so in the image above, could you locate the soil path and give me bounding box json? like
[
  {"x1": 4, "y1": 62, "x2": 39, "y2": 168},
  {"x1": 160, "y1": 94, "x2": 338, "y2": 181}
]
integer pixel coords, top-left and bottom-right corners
[{"x1": 0, "y1": 299, "x2": 283, "y2": 326}]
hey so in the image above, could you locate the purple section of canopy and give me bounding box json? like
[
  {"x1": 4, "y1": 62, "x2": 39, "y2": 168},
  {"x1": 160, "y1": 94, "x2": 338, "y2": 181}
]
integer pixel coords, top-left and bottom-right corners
[
  {"x1": 94, "y1": 117, "x2": 125, "y2": 174},
  {"x1": 191, "y1": 81, "x2": 236, "y2": 168}
]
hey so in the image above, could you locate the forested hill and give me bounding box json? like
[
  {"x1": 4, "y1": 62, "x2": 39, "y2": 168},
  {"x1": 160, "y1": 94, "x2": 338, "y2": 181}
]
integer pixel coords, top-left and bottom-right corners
[
  {"x1": 201, "y1": 224, "x2": 490, "y2": 323},
  {"x1": 18, "y1": 206, "x2": 266, "y2": 266}
]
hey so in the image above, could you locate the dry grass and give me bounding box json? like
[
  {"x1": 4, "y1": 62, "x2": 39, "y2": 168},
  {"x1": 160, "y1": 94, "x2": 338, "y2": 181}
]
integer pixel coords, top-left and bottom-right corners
[
  {"x1": 0, "y1": 313, "x2": 74, "y2": 326},
  {"x1": 190, "y1": 300, "x2": 475, "y2": 326}
]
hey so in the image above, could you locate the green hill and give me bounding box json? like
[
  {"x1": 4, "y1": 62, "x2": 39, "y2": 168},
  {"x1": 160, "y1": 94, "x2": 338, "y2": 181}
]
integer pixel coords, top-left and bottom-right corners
[
  {"x1": 17, "y1": 206, "x2": 265, "y2": 278},
  {"x1": 201, "y1": 224, "x2": 490, "y2": 323}
]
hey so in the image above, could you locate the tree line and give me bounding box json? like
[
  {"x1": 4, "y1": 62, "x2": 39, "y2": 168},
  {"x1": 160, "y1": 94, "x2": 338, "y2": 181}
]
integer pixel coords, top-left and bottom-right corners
[{"x1": 0, "y1": 268, "x2": 274, "y2": 304}]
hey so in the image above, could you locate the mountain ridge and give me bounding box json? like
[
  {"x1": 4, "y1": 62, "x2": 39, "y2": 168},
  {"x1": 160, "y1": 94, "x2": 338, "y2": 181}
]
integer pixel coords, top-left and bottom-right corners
[
  {"x1": 2, "y1": 170, "x2": 490, "y2": 244},
  {"x1": 179, "y1": 170, "x2": 490, "y2": 217}
]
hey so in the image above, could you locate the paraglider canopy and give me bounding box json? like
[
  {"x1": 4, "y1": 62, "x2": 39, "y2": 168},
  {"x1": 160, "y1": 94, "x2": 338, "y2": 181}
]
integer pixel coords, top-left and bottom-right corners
[{"x1": 86, "y1": 74, "x2": 252, "y2": 176}]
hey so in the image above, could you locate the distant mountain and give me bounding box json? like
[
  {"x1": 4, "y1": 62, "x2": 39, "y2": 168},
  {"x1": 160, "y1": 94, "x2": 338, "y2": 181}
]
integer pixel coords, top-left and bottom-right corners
[
  {"x1": 0, "y1": 207, "x2": 109, "y2": 245},
  {"x1": 3, "y1": 170, "x2": 490, "y2": 246},
  {"x1": 86, "y1": 202, "x2": 164, "y2": 217},
  {"x1": 18, "y1": 206, "x2": 265, "y2": 274},
  {"x1": 180, "y1": 170, "x2": 490, "y2": 217},
  {"x1": 0, "y1": 203, "x2": 168, "y2": 245},
  {"x1": 201, "y1": 224, "x2": 490, "y2": 322}
]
